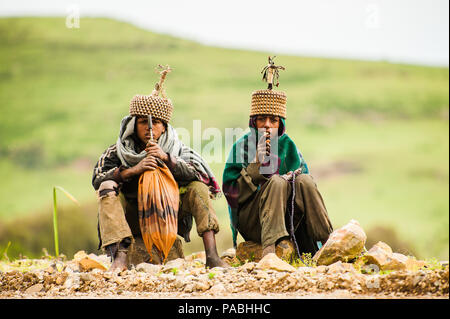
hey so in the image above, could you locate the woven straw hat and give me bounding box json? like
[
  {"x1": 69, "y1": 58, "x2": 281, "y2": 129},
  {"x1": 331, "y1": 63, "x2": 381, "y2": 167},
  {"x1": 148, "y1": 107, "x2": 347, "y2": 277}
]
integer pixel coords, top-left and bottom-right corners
[
  {"x1": 129, "y1": 65, "x2": 173, "y2": 123},
  {"x1": 250, "y1": 56, "x2": 287, "y2": 119},
  {"x1": 250, "y1": 89, "x2": 287, "y2": 119}
]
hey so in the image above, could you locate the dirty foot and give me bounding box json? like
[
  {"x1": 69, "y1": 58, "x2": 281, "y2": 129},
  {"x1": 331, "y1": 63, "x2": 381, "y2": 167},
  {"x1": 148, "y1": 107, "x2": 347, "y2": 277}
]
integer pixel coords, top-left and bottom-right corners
[
  {"x1": 206, "y1": 256, "x2": 231, "y2": 269},
  {"x1": 276, "y1": 239, "x2": 295, "y2": 260},
  {"x1": 108, "y1": 251, "x2": 128, "y2": 272},
  {"x1": 262, "y1": 244, "x2": 275, "y2": 258}
]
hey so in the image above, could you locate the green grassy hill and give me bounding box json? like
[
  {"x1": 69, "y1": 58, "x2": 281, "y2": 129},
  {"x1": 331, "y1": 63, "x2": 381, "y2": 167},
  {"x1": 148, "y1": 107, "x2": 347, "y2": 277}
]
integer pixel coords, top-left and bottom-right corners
[{"x1": 0, "y1": 17, "x2": 448, "y2": 261}]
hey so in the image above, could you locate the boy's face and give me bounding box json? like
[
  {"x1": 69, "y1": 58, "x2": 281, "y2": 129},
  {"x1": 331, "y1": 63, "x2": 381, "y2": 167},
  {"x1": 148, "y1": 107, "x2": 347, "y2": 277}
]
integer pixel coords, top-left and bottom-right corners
[
  {"x1": 136, "y1": 116, "x2": 166, "y2": 144},
  {"x1": 255, "y1": 115, "x2": 280, "y2": 136}
]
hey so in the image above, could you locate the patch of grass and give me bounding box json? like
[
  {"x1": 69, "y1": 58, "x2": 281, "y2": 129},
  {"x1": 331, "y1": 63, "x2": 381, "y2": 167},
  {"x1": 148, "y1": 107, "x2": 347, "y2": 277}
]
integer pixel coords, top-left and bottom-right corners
[
  {"x1": 423, "y1": 257, "x2": 446, "y2": 271},
  {"x1": 208, "y1": 272, "x2": 216, "y2": 279},
  {"x1": 290, "y1": 253, "x2": 316, "y2": 268},
  {"x1": 53, "y1": 186, "x2": 80, "y2": 257},
  {"x1": 1, "y1": 241, "x2": 11, "y2": 261}
]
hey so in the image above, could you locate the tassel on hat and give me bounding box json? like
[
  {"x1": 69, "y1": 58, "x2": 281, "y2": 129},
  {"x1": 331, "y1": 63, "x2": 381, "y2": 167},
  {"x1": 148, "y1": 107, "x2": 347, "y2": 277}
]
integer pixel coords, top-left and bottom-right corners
[
  {"x1": 250, "y1": 56, "x2": 287, "y2": 119},
  {"x1": 129, "y1": 65, "x2": 174, "y2": 123}
]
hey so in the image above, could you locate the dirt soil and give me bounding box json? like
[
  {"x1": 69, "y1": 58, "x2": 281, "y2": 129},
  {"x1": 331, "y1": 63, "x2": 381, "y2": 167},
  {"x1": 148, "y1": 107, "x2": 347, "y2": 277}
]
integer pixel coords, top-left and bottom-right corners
[{"x1": 0, "y1": 253, "x2": 448, "y2": 299}]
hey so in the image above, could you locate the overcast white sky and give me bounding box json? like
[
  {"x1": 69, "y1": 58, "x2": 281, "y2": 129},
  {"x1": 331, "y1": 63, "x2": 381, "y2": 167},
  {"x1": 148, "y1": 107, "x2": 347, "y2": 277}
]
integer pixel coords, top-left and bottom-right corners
[{"x1": 1, "y1": 0, "x2": 448, "y2": 66}]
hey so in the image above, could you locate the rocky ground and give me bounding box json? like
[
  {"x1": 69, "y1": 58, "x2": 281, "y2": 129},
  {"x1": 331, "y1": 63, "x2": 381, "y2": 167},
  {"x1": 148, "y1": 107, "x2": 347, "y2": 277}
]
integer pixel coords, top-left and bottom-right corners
[
  {"x1": 0, "y1": 250, "x2": 448, "y2": 299},
  {"x1": 1, "y1": 220, "x2": 448, "y2": 299}
]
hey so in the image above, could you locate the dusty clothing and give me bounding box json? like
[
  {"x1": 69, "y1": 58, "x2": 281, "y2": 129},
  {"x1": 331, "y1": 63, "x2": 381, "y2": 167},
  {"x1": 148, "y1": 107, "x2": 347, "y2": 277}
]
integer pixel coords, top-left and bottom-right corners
[
  {"x1": 97, "y1": 180, "x2": 220, "y2": 250},
  {"x1": 114, "y1": 116, "x2": 221, "y2": 197},
  {"x1": 237, "y1": 164, "x2": 333, "y2": 254},
  {"x1": 92, "y1": 143, "x2": 198, "y2": 199},
  {"x1": 223, "y1": 118, "x2": 312, "y2": 247},
  {"x1": 92, "y1": 127, "x2": 221, "y2": 251},
  {"x1": 237, "y1": 165, "x2": 333, "y2": 253}
]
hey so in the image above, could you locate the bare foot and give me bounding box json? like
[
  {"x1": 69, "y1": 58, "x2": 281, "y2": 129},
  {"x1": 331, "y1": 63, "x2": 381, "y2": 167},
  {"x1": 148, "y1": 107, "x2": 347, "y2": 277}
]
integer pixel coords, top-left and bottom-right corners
[
  {"x1": 205, "y1": 256, "x2": 231, "y2": 269},
  {"x1": 262, "y1": 244, "x2": 275, "y2": 257},
  {"x1": 108, "y1": 251, "x2": 128, "y2": 272}
]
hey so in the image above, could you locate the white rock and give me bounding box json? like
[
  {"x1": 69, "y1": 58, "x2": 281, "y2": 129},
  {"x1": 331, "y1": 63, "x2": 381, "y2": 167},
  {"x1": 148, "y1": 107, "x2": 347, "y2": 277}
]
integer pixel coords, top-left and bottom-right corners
[
  {"x1": 163, "y1": 258, "x2": 185, "y2": 272},
  {"x1": 209, "y1": 283, "x2": 227, "y2": 294},
  {"x1": 313, "y1": 219, "x2": 367, "y2": 266},
  {"x1": 221, "y1": 248, "x2": 236, "y2": 259},
  {"x1": 256, "y1": 253, "x2": 296, "y2": 272},
  {"x1": 136, "y1": 263, "x2": 162, "y2": 274},
  {"x1": 25, "y1": 284, "x2": 44, "y2": 294}
]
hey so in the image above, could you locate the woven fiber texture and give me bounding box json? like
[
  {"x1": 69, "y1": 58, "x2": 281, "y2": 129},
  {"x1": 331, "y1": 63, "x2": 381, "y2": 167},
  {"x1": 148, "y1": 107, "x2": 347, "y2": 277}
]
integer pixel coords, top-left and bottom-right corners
[
  {"x1": 129, "y1": 94, "x2": 173, "y2": 123},
  {"x1": 250, "y1": 89, "x2": 287, "y2": 119}
]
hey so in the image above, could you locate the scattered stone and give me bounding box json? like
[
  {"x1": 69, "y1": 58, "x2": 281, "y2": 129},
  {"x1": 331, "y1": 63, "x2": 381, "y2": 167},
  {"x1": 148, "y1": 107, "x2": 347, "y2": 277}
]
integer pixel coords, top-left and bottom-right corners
[
  {"x1": 73, "y1": 251, "x2": 88, "y2": 261},
  {"x1": 25, "y1": 284, "x2": 44, "y2": 294},
  {"x1": 406, "y1": 258, "x2": 426, "y2": 272},
  {"x1": 328, "y1": 261, "x2": 357, "y2": 274},
  {"x1": 209, "y1": 283, "x2": 227, "y2": 295},
  {"x1": 236, "y1": 240, "x2": 297, "y2": 263},
  {"x1": 44, "y1": 265, "x2": 55, "y2": 274},
  {"x1": 80, "y1": 273, "x2": 95, "y2": 282},
  {"x1": 0, "y1": 223, "x2": 448, "y2": 298},
  {"x1": 135, "y1": 263, "x2": 162, "y2": 274},
  {"x1": 255, "y1": 253, "x2": 296, "y2": 272},
  {"x1": 185, "y1": 251, "x2": 206, "y2": 263},
  {"x1": 316, "y1": 265, "x2": 328, "y2": 274},
  {"x1": 362, "y1": 241, "x2": 393, "y2": 270},
  {"x1": 240, "y1": 262, "x2": 256, "y2": 273},
  {"x1": 74, "y1": 250, "x2": 107, "y2": 272},
  {"x1": 313, "y1": 219, "x2": 367, "y2": 266},
  {"x1": 373, "y1": 241, "x2": 393, "y2": 255},
  {"x1": 384, "y1": 253, "x2": 408, "y2": 271},
  {"x1": 221, "y1": 248, "x2": 236, "y2": 259},
  {"x1": 275, "y1": 239, "x2": 295, "y2": 261},
  {"x1": 194, "y1": 280, "x2": 211, "y2": 291},
  {"x1": 63, "y1": 274, "x2": 80, "y2": 290},
  {"x1": 163, "y1": 258, "x2": 185, "y2": 272},
  {"x1": 55, "y1": 273, "x2": 68, "y2": 285},
  {"x1": 78, "y1": 257, "x2": 107, "y2": 272},
  {"x1": 236, "y1": 241, "x2": 263, "y2": 262},
  {"x1": 360, "y1": 242, "x2": 420, "y2": 272}
]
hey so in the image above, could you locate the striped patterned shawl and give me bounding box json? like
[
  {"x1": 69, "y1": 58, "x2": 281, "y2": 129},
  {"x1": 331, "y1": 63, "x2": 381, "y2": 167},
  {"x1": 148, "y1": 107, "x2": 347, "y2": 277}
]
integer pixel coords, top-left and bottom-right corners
[{"x1": 116, "y1": 115, "x2": 221, "y2": 198}]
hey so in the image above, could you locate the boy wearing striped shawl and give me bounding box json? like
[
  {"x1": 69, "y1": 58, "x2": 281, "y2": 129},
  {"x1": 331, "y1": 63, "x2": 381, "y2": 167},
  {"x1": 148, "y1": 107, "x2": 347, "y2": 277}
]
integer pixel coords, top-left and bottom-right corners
[{"x1": 92, "y1": 66, "x2": 227, "y2": 271}]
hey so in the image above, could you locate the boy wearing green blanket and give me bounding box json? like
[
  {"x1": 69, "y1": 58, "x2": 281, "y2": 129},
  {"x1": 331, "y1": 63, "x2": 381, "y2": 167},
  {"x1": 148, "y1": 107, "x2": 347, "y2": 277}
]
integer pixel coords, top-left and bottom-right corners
[{"x1": 222, "y1": 57, "x2": 334, "y2": 259}]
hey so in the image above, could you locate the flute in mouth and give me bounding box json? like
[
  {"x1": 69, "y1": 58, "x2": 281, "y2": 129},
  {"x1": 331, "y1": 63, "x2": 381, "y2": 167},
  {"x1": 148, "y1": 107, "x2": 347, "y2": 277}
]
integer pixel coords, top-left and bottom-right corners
[{"x1": 265, "y1": 130, "x2": 270, "y2": 156}]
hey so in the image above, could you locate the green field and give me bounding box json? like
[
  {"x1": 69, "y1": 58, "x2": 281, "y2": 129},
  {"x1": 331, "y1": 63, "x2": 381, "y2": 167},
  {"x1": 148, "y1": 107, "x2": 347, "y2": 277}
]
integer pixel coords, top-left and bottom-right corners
[{"x1": 0, "y1": 17, "x2": 448, "y2": 261}]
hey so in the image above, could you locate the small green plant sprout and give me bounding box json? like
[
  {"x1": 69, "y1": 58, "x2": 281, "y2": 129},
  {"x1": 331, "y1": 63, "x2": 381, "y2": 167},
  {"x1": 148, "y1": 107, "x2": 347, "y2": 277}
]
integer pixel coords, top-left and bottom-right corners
[
  {"x1": 290, "y1": 253, "x2": 316, "y2": 268},
  {"x1": 231, "y1": 259, "x2": 242, "y2": 267},
  {"x1": 171, "y1": 267, "x2": 179, "y2": 275},
  {"x1": 208, "y1": 272, "x2": 216, "y2": 280},
  {"x1": 1, "y1": 241, "x2": 11, "y2": 262},
  {"x1": 423, "y1": 257, "x2": 445, "y2": 271},
  {"x1": 53, "y1": 186, "x2": 79, "y2": 258}
]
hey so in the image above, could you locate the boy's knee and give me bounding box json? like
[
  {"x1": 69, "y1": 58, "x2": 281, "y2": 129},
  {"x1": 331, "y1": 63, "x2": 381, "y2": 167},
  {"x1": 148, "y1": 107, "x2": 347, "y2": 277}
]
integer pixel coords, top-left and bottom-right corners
[
  {"x1": 295, "y1": 174, "x2": 316, "y2": 188},
  {"x1": 98, "y1": 180, "x2": 119, "y2": 197},
  {"x1": 266, "y1": 174, "x2": 287, "y2": 190},
  {"x1": 186, "y1": 181, "x2": 209, "y2": 197}
]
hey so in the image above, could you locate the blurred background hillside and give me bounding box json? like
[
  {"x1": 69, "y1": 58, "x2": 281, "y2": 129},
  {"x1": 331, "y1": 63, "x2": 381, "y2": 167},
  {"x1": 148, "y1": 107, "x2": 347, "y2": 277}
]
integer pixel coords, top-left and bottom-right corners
[{"x1": 0, "y1": 1, "x2": 448, "y2": 261}]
